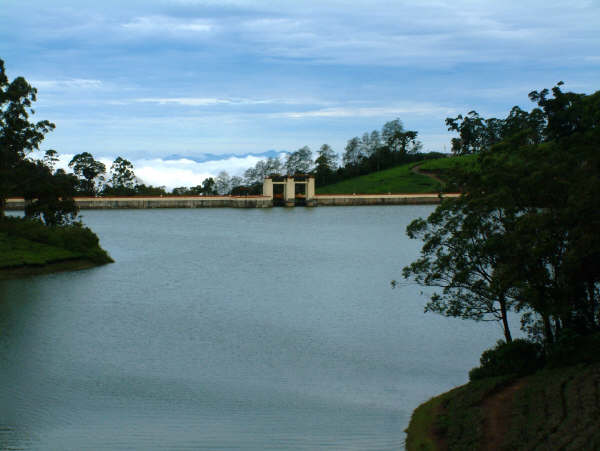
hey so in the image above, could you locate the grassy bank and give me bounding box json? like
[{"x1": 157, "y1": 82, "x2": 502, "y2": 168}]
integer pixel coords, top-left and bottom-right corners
[
  {"x1": 405, "y1": 363, "x2": 600, "y2": 450},
  {"x1": 0, "y1": 216, "x2": 112, "y2": 278},
  {"x1": 316, "y1": 162, "x2": 442, "y2": 194},
  {"x1": 316, "y1": 155, "x2": 475, "y2": 195}
]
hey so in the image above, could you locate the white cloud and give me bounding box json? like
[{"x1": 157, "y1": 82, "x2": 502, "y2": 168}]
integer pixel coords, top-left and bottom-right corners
[
  {"x1": 30, "y1": 151, "x2": 274, "y2": 190},
  {"x1": 122, "y1": 16, "x2": 214, "y2": 34},
  {"x1": 135, "y1": 97, "x2": 269, "y2": 106},
  {"x1": 129, "y1": 155, "x2": 269, "y2": 188},
  {"x1": 31, "y1": 79, "x2": 103, "y2": 90},
  {"x1": 277, "y1": 104, "x2": 455, "y2": 119},
  {"x1": 134, "y1": 97, "x2": 330, "y2": 107}
]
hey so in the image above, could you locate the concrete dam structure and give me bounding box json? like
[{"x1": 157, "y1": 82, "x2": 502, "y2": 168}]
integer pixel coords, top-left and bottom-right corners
[{"x1": 6, "y1": 176, "x2": 457, "y2": 210}]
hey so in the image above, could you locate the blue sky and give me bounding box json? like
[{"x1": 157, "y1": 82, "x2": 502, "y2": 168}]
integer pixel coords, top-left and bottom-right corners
[{"x1": 1, "y1": 0, "x2": 599, "y2": 186}]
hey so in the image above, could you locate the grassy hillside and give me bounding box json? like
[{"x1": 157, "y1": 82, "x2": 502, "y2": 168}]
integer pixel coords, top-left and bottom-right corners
[
  {"x1": 316, "y1": 155, "x2": 475, "y2": 194},
  {"x1": 316, "y1": 162, "x2": 443, "y2": 194},
  {"x1": 414, "y1": 154, "x2": 478, "y2": 175},
  {"x1": 0, "y1": 216, "x2": 112, "y2": 277},
  {"x1": 405, "y1": 363, "x2": 600, "y2": 450}
]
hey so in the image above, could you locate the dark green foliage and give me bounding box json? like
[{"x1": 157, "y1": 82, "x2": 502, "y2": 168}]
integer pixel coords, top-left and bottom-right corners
[
  {"x1": 405, "y1": 84, "x2": 600, "y2": 346},
  {"x1": 0, "y1": 58, "x2": 55, "y2": 214},
  {"x1": 503, "y1": 363, "x2": 600, "y2": 450},
  {"x1": 545, "y1": 331, "x2": 600, "y2": 369},
  {"x1": 433, "y1": 376, "x2": 514, "y2": 450},
  {"x1": 0, "y1": 216, "x2": 112, "y2": 264},
  {"x1": 407, "y1": 363, "x2": 600, "y2": 450},
  {"x1": 68, "y1": 152, "x2": 106, "y2": 195},
  {"x1": 469, "y1": 339, "x2": 544, "y2": 381}
]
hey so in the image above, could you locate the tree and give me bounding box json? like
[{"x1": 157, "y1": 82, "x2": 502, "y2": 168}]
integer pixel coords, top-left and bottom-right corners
[
  {"x1": 405, "y1": 84, "x2": 600, "y2": 345},
  {"x1": 19, "y1": 161, "x2": 79, "y2": 226},
  {"x1": 215, "y1": 171, "x2": 231, "y2": 195},
  {"x1": 201, "y1": 177, "x2": 217, "y2": 195},
  {"x1": 108, "y1": 156, "x2": 137, "y2": 193},
  {"x1": 68, "y1": 152, "x2": 106, "y2": 196},
  {"x1": 445, "y1": 111, "x2": 487, "y2": 155},
  {"x1": 42, "y1": 149, "x2": 59, "y2": 172},
  {"x1": 342, "y1": 137, "x2": 362, "y2": 168},
  {"x1": 285, "y1": 146, "x2": 313, "y2": 175},
  {"x1": 401, "y1": 196, "x2": 517, "y2": 342},
  {"x1": 0, "y1": 58, "x2": 55, "y2": 215},
  {"x1": 381, "y1": 118, "x2": 421, "y2": 154},
  {"x1": 314, "y1": 144, "x2": 337, "y2": 186}
]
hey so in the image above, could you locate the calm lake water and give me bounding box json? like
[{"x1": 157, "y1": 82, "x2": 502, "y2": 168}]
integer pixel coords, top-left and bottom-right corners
[{"x1": 1, "y1": 207, "x2": 509, "y2": 450}]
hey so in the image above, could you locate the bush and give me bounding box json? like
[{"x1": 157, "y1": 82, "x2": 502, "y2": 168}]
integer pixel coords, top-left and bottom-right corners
[
  {"x1": 469, "y1": 339, "x2": 544, "y2": 381},
  {"x1": 0, "y1": 216, "x2": 112, "y2": 263},
  {"x1": 545, "y1": 331, "x2": 600, "y2": 368}
]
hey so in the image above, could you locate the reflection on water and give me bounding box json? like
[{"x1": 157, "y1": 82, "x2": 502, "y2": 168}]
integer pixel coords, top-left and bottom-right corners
[{"x1": 0, "y1": 207, "x2": 509, "y2": 450}]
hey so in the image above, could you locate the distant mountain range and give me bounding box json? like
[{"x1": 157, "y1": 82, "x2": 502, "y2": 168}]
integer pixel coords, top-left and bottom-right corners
[{"x1": 163, "y1": 150, "x2": 286, "y2": 163}]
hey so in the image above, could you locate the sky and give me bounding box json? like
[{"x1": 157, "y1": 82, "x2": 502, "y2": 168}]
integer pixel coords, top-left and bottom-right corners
[{"x1": 1, "y1": 0, "x2": 599, "y2": 187}]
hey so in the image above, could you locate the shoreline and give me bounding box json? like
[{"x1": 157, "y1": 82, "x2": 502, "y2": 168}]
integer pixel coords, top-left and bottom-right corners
[{"x1": 0, "y1": 258, "x2": 105, "y2": 280}]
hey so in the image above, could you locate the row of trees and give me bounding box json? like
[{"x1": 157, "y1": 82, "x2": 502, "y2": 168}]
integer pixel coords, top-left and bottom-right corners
[{"x1": 401, "y1": 83, "x2": 600, "y2": 346}]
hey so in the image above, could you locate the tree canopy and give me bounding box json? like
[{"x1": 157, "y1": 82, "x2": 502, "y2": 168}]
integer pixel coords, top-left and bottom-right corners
[
  {"x1": 403, "y1": 84, "x2": 600, "y2": 345},
  {"x1": 0, "y1": 58, "x2": 78, "y2": 224}
]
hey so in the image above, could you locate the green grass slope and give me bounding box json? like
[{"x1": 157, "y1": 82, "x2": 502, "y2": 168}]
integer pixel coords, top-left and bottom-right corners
[
  {"x1": 0, "y1": 232, "x2": 81, "y2": 267},
  {"x1": 316, "y1": 155, "x2": 476, "y2": 194},
  {"x1": 316, "y1": 162, "x2": 442, "y2": 194},
  {"x1": 414, "y1": 154, "x2": 478, "y2": 175},
  {"x1": 405, "y1": 363, "x2": 600, "y2": 450}
]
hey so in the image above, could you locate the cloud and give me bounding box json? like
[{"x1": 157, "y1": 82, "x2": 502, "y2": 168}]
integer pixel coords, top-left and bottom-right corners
[
  {"x1": 30, "y1": 79, "x2": 103, "y2": 90},
  {"x1": 135, "y1": 97, "x2": 272, "y2": 106},
  {"x1": 30, "y1": 151, "x2": 277, "y2": 190},
  {"x1": 277, "y1": 104, "x2": 455, "y2": 119},
  {"x1": 122, "y1": 15, "x2": 214, "y2": 34},
  {"x1": 134, "y1": 97, "x2": 330, "y2": 107}
]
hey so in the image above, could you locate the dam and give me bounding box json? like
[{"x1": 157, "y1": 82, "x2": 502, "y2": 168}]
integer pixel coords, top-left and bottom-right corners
[{"x1": 5, "y1": 176, "x2": 456, "y2": 210}]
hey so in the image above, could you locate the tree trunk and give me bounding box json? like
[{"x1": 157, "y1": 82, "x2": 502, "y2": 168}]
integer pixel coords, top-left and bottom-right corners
[
  {"x1": 499, "y1": 295, "x2": 512, "y2": 343},
  {"x1": 543, "y1": 313, "x2": 555, "y2": 344}
]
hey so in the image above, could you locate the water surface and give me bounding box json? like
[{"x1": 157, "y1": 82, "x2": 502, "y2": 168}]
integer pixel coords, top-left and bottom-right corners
[{"x1": 0, "y1": 207, "x2": 510, "y2": 450}]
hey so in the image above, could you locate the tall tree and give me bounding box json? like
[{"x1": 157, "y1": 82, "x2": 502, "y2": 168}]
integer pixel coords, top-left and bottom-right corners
[
  {"x1": 342, "y1": 137, "x2": 362, "y2": 168},
  {"x1": 314, "y1": 143, "x2": 338, "y2": 186},
  {"x1": 69, "y1": 152, "x2": 106, "y2": 196},
  {"x1": 215, "y1": 171, "x2": 231, "y2": 195},
  {"x1": 108, "y1": 156, "x2": 137, "y2": 192},
  {"x1": 402, "y1": 196, "x2": 517, "y2": 342},
  {"x1": 0, "y1": 58, "x2": 55, "y2": 215},
  {"x1": 285, "y1": 146, "x2": 313, "y2": 175},
  {"x1": 405, "y1": 84, "x2": 600, "y2": 344}
]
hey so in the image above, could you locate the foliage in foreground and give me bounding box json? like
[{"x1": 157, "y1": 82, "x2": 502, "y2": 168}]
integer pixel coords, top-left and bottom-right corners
[
  {"x1": 406, "y1": 375, "x2": 514, "y2": 451},
  {"x1": 407, "y1": 362, "x2": 600, "y2": 451},
  {"x1": 0, "y1": 216, "x2": 113, "y2": 266},
  {"x1": 468, "y1": 339, "x2": 544, "y2": 381},
  {"x1": 403, "y1": 84, "x2": 600, "y2": 346}
]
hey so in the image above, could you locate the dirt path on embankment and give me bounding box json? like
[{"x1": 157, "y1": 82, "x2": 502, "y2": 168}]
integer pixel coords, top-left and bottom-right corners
[
  {"x1": 411, "y1": 164, "x2": 446, "y2": 185},
  {"x1": 480, "y1": 379, "x2": 527, "y2": 451}
]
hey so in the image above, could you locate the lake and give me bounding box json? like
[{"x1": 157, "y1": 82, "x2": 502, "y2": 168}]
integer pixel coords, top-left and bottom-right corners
[{"x1": 0, "y1": 207, "x2": 510, "y2": 450}]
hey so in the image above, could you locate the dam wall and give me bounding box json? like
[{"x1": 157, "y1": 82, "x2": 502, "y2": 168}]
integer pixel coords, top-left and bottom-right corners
[
  {"x1": 5, "y1": 193, "x2": 458, "y2": 210},
  {"x1": 313, "y1": 193, "x2": 455, "y2": 206},
  {"x1": 5, "y1": 196, "x2": 272, "y2": 210}
]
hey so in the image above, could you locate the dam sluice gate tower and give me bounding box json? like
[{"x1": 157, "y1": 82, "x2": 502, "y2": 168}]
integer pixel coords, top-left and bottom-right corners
[{"x1": 262, "y1": 175, "x2": 316, "y2": 207}]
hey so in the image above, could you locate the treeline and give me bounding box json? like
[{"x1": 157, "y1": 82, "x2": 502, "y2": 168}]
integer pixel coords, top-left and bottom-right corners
[
  {"x1": 401, "y1": 83, "x2": 600, "y2": 374},
  {"x1": 21, "y1": 117, "x2": 449, "y2": 199}
]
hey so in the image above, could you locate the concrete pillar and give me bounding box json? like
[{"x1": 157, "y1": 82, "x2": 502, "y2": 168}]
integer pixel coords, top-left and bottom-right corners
[
  {"x1": 306, "y1": 177, "x2": 315, "y2": 200},
  {"x1": 285, "y1": 177, "x2": 295, "y2": 206},
  {"x1": 262, "y1": 178, "x2": 273, "y2": 198}
]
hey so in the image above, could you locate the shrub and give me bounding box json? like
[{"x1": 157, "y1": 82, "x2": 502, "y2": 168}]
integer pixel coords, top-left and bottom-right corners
[
  {"x1": 545, "y1": 331, "x2": 600, "y2": 368},
  {"x1": 469, "y1": 339, "x2": 544, "y2": 381},
  {"x1": 0, "y1": 216, "x2": 112, "y2": 263}
]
